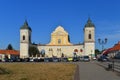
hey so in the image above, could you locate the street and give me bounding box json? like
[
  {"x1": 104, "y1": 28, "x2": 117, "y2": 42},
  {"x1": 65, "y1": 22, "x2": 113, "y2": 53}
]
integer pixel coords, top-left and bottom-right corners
[{"x1": 78, "y1": 61, "x2": 120, "y2": 80}]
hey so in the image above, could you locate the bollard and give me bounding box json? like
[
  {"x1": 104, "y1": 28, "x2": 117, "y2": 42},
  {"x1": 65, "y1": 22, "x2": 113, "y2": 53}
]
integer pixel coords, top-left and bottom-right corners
[{"x1": 107, "y1": 63, "x2": 112, "y2": 70}]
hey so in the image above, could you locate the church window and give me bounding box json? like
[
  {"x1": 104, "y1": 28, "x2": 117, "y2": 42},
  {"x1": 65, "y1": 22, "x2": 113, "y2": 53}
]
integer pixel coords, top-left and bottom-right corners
[
  {"x1": 23, "y1": 35, "x2": 25, "y2": 40},
  {"x1": 88, "y1": 34, "x2": 91, "y2": 39},
  {"x1": 58, "y1": 39, "x2": 61, "y2": 44}
]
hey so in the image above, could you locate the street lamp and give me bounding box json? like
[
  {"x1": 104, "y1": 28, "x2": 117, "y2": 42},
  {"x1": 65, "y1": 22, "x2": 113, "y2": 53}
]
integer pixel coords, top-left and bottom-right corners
[
  {"x1": 91, "y1": 50, "x2": 93, "y2": 59},
  {"x1": 98, "y1": 38, "x2": 107, "y2": 51}
]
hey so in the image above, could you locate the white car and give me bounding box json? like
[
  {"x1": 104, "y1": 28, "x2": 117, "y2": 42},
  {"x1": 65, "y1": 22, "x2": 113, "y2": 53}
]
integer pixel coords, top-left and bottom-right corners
[{"x1": 83, "y1": 56, "x2": 90, "y2": 61}]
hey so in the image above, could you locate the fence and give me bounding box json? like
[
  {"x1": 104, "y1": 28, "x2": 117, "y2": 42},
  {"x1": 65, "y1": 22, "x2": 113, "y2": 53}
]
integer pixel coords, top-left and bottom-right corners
[{"x1": 97, "y1": 59, "x2": 120, "y2": 73}]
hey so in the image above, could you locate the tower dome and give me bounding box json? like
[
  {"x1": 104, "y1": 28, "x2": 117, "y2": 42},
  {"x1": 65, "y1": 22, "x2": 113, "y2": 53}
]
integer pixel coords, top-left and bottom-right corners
[
  {"x1": 20, "y1": 20, "x2": 32, "y2": 31},
  {"x1": 85, "y1": 17, "x2": 95, "y2": 27}
]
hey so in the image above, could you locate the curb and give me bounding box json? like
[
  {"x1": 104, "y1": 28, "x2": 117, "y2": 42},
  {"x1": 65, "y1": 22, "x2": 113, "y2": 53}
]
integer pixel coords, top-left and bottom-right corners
[{"x1": 74, "y1": 65, "x2": 80, "y2": 80}]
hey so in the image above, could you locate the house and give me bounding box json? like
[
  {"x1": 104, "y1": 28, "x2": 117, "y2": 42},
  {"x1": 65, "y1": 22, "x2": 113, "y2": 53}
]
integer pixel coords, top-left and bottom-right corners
[{"x1": 0, "y1": 50, "x2": 19, "y2": 61}]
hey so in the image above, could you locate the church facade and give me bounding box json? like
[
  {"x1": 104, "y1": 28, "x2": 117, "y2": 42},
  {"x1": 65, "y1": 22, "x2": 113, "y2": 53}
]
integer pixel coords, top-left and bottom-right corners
[{"x1": 20, "y1": 18, "x2": 95, "y2": 58}]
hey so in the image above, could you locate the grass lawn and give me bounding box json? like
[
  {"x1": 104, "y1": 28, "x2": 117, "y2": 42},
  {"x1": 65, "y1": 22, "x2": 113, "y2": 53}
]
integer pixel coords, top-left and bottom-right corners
[{"x1": 0, "y1": 63, "x2": 76, "y2": 80}]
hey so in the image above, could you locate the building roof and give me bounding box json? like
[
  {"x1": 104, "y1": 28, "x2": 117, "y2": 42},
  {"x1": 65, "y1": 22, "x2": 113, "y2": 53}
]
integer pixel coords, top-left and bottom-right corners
[
  {"x1": 0, "y1": 50, "x2": 19, "y2": 55},
  {"x1": 110, "y1": 42, "x2": 120, "y2": 51},
  {"x1": 20, "y1": 20, "x2": 32, "y2": 31},
  {"x1": 102, "y1": 48, "x2": 112, "y2": 55},
  {"x1": 103, "y1": 41, "x2": 120, "y2": 55},
  {"x1": 52, "y1": 25, "x2": 68, "y2": 35},
  {"x1": 85, "y1": 17, "x2": 95, "y2": 27}
]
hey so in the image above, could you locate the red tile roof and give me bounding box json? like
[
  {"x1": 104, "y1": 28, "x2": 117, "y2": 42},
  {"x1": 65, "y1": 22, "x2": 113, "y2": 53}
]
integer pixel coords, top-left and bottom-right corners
[
  {"x1": 110, "y1": 42, "x2": 120, "y2": 51},
  {"x1": 102, "y1": 48, "x2": 112, "y2": 55},
  {"x1": 102, "y1": 42, "x2": 120, "y2": 55},
  {"x1": 0, "y1": 50, "x2": 19, "y2": 55}
]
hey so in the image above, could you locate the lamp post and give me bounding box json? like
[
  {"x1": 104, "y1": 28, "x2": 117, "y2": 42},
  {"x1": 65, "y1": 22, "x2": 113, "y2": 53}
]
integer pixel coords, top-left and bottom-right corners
[
  {"x1": 98, "y1": 38, "x2": 107, "y2": 52},
  {"x1": 91, "y1": 50, "x2": 93, "y2": 59}
]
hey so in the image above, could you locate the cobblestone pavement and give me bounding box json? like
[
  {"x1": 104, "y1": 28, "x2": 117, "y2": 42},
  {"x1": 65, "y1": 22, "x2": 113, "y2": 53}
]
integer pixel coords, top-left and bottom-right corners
[{"x1": 78, "y1": 61, "x2": 120, "y2": 80}]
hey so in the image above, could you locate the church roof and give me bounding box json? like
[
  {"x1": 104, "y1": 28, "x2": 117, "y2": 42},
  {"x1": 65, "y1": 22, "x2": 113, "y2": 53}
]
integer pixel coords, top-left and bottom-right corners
[
  {"x1": 52, "y1": 25, "x2": 68, "y2": 35},
  {"x1": 20, "y1": 20, "x2": 32, "y2": 31},
  {"x1": 85, "y1": 17, "x2": 95, "y2": 27},
  {"x1": 55, "y1": 26, "x2": 65, "y2": 31}
]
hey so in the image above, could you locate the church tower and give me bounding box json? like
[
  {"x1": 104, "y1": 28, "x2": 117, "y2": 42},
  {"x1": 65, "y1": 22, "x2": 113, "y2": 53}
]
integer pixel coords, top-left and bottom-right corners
[
  {"x1": 84, "y1": 18, "x2": 95, "y2": 57},
  {"x1": 20, "y1": 20, "x2": 32, "y2": 58}
]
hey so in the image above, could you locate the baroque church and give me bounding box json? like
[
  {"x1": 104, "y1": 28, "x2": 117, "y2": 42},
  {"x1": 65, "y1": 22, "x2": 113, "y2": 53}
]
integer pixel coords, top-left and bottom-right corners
[{"x1": 20, "y1": 18, "x2": 95, "y2": 58}]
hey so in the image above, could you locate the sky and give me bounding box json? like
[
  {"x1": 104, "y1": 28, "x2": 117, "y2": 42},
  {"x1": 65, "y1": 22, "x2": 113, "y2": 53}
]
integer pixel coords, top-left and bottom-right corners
[{"x1": 0, "y1": 0, "x2": 120, "y2": 50}]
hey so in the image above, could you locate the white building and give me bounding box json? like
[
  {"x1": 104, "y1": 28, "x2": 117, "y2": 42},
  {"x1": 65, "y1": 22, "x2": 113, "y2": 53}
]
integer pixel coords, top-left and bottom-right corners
[{"x1": 20, "y1": 18, "x2": 95, "y2": 58}]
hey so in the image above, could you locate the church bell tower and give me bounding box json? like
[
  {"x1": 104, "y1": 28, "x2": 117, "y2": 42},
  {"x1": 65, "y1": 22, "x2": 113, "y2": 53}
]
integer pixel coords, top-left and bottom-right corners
[
  {"x1": 20, "y1": 20, "x2": 32, "y2": 58},
  {"x1": 84, "y1": 18, "x2": 95, "y2": 57}
]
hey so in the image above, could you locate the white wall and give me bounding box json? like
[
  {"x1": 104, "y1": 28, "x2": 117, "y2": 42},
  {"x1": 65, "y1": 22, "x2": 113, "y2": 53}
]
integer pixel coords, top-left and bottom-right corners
[{"x1": 37, "y1": 45, "x2": 84, "y2": 57}]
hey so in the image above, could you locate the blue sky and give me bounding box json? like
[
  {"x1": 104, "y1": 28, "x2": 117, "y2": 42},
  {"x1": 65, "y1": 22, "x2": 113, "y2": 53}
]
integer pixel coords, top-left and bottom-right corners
[{"x1": 0, "y1": 0, "x2": 120, "y2": 50}]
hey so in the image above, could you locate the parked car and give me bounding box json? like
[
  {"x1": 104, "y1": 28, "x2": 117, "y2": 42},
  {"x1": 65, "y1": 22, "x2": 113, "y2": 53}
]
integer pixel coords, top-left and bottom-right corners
[
  {"x1": 114, "y1": 53, "x2": 120, "y2": 59},
  {"x1": 24, "y1": 58, "x2": 30, "y2": 62},
  {"x1": 53, "y1": 58, "x2": 60, "y2": 62},
  {"x1": 16, "y1": 58, "x2": 23, "y2": 62},
  {"x1": 92, "y1": 57, "x2": 96, "y2": 60},
  {"x1": 83, "y1": 56, "x2": 90, "y2": 62},
  {"x1": 61, "y1": 57, "x2": 68, "y2": 62},
  {"x1": 73, "y1": 57, "x2": 79, "y2": 62},
  {"x1": 68, "y1": 57, "x2": 73, "y2": 62},
  {"x1": 79, "y1": 56, "x2": 84, "y2": 61},
  {"x1": 44, "y1": 58, "x2": 53, "y2": 62},
  {"x1": 97, "y1": 55, "x2": 108, "y2": 62},
  {"x1": 33, "y1": 58, "x2": 38, "y2": 62},
  {"x1": 29, "y1": 58, "x2": 34, "y2": 62}
]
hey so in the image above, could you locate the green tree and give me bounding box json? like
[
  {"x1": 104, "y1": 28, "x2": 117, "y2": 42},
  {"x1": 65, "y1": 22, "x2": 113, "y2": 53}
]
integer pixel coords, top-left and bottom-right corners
[
  {"x1": 95, "y1": 49, "x2": 101, "y2": 57},
  {"x1": 29, "y1": 46, "x2": 40, "y2": 57},
  {"x1": 6, "y1": 44, "x2": 13, "y2": 50}
]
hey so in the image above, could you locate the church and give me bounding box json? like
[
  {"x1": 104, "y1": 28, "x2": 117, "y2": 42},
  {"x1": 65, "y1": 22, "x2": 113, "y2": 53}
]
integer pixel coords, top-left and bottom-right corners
[{"x1": 20, "y1": 18, "x2": 95, "y2": 58}]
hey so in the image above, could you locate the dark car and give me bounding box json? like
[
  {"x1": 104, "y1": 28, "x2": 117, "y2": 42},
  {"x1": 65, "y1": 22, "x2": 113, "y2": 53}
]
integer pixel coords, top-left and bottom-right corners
[
  {"x1": 24, "y1": 58, "x2": 30, "y2": 62},
  {"x1": 114, "y1": 53, "x2": 120, "y2": 59},
  {"x1": 53, "y1": 58, "x2": 60, "y2": 62},
  {"x1": 73, "y1": 57, "x2": 79, "y2": 62},
  {"x1": 34, "y1": 58, "x2": 44, "y2": 62},
  {"x1": 17, "y1": 58, "x2": 24, "y2": 62},
  {"x1": 79, "y1": 56, "x2": 84, "y2": 61},
  {"x1": 33, "y1": 58, "x2": 39, "y2": 62},
  {"x1": 44, "y1": 58, "x2": 53, "y2": 62},
  {"x1": 97, "y1": 55, "x2": 108, "y2": 61},
  {"x1": 61, "y1": 57, "x2": 68, "y2": 62}
]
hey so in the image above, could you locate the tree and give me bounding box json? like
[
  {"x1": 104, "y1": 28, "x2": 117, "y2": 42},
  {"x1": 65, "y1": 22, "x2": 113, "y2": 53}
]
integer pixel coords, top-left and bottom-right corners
[
  {"x1": 29, "y1": 46, "x2": 40, "y2": 57},
  {"x1": 95, "y1": 49, "x2": 101, "y2": 57},
  {"x1": 6, "y1": 44, "x2": 13, "y2": 50}
]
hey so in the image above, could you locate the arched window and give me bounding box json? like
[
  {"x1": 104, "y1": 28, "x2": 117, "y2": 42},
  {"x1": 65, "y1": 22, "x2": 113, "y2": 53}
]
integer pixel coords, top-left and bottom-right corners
[
  {"x1": 58, "y1": 39, "x2": 61, "y2": 44},
  {"x1": 88, "y1": 34, "x2": 91, "y2": 39},
  {"x1": 74, "y1": 49, "x2": 78, "y2": 52},
  {"x1": 23, "y1": 35, "x2": 25, "y2": 40},
  {"x1": 41, "y1": 49, "x2": 45, "y2": 57},
  {"x1": 49, "y1": 48, "x2": 53, "y2": 51}
]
